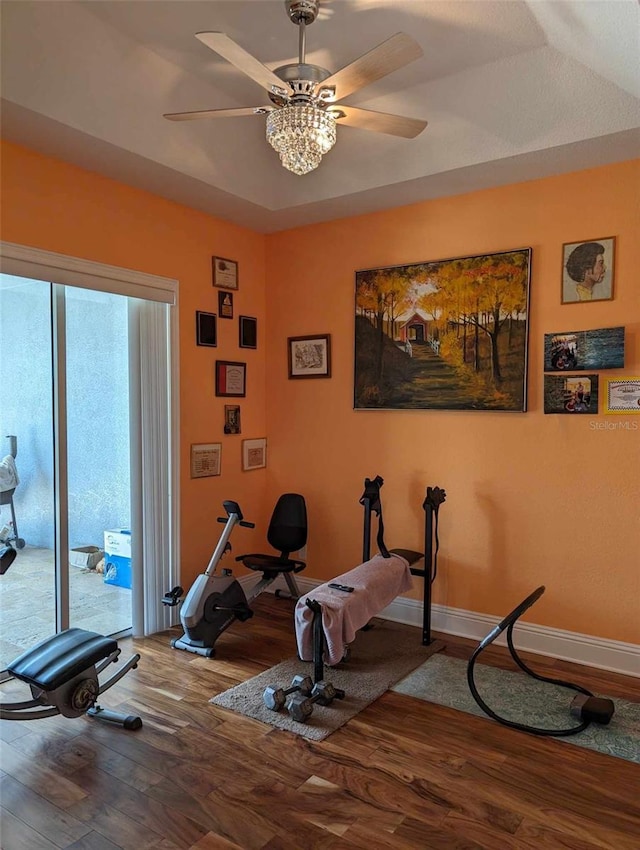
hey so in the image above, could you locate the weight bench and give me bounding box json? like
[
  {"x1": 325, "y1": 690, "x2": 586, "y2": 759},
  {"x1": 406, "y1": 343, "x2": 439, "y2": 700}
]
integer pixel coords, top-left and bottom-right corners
[
  {"x1": 295, "y1": 551, "x2": 416, "y2": 665},
  {"x1": 294, "y1": 479, "x2": 446, "y2": 667},
  {"x1": 0, "y1": 628, "x2": 142, "y2": 730}
]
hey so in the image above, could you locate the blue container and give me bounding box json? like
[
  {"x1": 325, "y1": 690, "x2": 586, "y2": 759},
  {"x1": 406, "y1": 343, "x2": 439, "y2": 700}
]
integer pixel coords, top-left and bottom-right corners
[{"x1": 103, "y1": 529, "x2": 132, "y2": 589}]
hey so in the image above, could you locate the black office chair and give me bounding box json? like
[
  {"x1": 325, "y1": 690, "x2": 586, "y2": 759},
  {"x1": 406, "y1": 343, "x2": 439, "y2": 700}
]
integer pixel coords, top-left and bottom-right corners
[{"x1": 235, "y1": 493, "x2": 307, "y2": 599}]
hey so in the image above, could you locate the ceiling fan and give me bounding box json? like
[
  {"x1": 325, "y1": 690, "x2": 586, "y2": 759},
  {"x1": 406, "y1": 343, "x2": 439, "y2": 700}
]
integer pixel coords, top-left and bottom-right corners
[{"x1": 164, "y1": 0, "x2": 427, "y2": 175}]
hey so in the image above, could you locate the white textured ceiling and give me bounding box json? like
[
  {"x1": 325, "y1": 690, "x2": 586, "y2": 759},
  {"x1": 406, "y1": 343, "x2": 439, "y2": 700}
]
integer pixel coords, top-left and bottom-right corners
[{"x1": 1, "y1": 0, "x2": 639, "y2": 233}]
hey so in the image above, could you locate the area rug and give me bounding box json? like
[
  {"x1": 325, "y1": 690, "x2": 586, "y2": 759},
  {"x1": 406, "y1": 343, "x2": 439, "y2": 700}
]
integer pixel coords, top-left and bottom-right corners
[
  {"x1": 392, "y1": 654, "x2": 640, "y2": 764},
  {"x1": 210, "y1": 619, "x2": 444, "y2": 741}
]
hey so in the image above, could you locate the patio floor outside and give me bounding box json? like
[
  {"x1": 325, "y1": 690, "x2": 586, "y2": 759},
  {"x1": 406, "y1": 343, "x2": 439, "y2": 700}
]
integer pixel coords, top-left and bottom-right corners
[{"x1": 0, "y1": 545, "x2": 131, "y2": 671}]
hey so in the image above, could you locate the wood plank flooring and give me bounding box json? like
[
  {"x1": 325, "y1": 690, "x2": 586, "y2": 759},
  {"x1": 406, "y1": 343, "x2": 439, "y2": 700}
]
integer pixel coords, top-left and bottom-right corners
[{"x1": 1, "y1": 595, "x2": 638, "y2": 849}]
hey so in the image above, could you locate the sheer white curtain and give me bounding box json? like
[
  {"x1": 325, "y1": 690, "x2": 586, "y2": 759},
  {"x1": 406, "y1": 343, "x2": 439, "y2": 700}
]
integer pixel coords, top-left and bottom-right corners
[{"x1": 129, "y1": 298, "x2": 179, "y2": 635}]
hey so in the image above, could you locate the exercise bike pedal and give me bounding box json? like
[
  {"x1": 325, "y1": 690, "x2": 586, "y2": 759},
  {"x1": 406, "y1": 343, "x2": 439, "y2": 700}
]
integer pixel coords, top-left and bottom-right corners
[
  {"x1": 162, "y1": 586, "x2": 184, "y2": 607},
  {"x1": 235, "y1": 606, "x2": 254, "y2": 622}
]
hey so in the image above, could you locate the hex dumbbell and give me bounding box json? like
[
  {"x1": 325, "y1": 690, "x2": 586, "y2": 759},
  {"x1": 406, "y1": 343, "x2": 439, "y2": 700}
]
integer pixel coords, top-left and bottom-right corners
[
  {"x1": 263, "y1": 675, "x2": 313, "y2": 712},
  {"x1": 286, "y1": 680, "x2": 346, "y2": 723}
]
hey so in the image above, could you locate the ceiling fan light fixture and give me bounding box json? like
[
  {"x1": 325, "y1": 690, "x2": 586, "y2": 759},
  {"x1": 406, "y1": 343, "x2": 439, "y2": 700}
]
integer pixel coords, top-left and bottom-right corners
[{"x1": 266, "y1": 103, "x2": 337, "y2": 175}]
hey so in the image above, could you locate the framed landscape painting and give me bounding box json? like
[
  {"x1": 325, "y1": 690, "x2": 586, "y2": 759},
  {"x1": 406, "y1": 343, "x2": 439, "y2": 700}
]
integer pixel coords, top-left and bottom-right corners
[{"x1": 354, "y1": 248, "x2": 532, "y2": 411}]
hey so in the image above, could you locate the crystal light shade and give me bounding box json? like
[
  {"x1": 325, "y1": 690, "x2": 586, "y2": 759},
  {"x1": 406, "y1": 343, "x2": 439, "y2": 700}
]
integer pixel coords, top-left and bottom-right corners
[{"x1": 266, "y1": 104, "x2": 337, "y2": 175}]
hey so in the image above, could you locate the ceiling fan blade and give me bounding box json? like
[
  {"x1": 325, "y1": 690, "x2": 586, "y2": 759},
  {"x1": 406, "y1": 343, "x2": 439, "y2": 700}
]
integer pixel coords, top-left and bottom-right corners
[
  {"x1": 195, "y1": 32, "x2": 286, "y2": 94},
  {"x1": 164, "y1": 106, "x2": 271, "y2": 122},
  {"x1": 320, "y1": 33, "x2": 423, "y2": 103},
  {"x1": 330, "y1": 105, "x2": 427, "y2": 139}
]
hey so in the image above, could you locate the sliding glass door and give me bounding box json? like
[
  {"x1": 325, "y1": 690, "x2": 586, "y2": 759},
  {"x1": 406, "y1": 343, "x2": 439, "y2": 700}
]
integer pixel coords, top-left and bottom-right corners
[
  {"x1": 0, "y1": 277, "x2": 133, "y2": 669},
  {"x1": 64, "y1": 285, "x2": 132, "y2": 635},
  {"x1": 0, "y1": 275, "x2": 57, "y2": 663},
  {"x1": 0, "y1": 243, "x2": 178, "y2": 674}
]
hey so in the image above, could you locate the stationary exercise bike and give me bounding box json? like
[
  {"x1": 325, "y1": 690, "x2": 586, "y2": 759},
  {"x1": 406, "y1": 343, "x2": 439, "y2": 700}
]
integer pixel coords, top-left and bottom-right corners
[{"x1": 163, "y1": 496, "x2": 307, "y2": 658}]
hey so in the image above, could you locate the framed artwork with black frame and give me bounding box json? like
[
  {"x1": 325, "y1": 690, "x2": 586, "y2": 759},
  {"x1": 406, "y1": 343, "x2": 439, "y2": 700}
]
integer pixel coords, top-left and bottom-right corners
[
  {"x1": 215, "y1": 360, "x2": 246, "y2": 397},
  {"x1": 354, "y1": 248, "x2": 531, "y2": 410},
  {"x1": 288, "y1": 334, "x2": 331, "y2": 379},
  {"x1": 239, "y1": 315, "x2": 257, "y2": 349},
  {"x1": 218, "y1": 290, "x2": 234, "y2": 319},
  {"x1": 212, "y1": 256, "x2": 238, "y2": 290},
  {"x1": 196, "y1": 311, "x2": 217, "y2": 347}
]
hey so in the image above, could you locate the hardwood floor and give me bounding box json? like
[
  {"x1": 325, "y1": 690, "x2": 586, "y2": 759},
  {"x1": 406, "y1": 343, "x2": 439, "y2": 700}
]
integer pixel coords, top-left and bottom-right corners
[{"x1": 1, "y1": 595, "x2": 638, "y2": 849}]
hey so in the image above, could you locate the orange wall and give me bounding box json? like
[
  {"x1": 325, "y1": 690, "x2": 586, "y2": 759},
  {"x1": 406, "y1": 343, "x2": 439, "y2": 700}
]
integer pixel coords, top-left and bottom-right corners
[
  {"x1": 0, "y1": 140, "x2": 269, "y2": 588},
  {"x1": 265, "y1": 160, "x2": 640, "y2": 644},
  {"x1": 2, "y1": 140, "x2": 638, "y2": 644}
]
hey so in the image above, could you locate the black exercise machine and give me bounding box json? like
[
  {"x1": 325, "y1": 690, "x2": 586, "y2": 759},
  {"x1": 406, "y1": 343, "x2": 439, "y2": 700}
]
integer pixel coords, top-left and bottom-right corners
[
  {"x1": 163, "y1": 495, "x2": 307, "y2": 658},
  {"x1": 468, "y1": 586, "x2": 615, "y2": 736},
  {"x1": 0, "y1": 628, "x2": 142, "y2": 729},
  {"x1": 301, "y1": 476, "x2": 446, "y2": 678},
  {"x1": 362, "y1": 474, "x2": 446, "y2": 647}
]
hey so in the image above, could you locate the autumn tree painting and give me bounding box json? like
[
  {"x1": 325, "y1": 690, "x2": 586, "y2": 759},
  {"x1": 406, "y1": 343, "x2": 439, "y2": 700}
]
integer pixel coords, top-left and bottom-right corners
[{"x1": 354, "y1": 249, "x2": 531, "y2": 410}]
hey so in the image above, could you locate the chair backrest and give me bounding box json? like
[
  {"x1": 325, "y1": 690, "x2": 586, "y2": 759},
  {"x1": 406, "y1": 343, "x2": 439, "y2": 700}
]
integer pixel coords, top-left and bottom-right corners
[{"x1": 267, "y1": 493, "x2": 307, "y2": 557}]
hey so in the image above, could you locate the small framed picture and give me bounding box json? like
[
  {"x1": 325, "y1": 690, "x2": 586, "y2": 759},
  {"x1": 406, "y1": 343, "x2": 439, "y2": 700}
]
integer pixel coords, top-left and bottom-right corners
[
  {"x1": 215, "y1": 360, "x2": 246, "y2": 397},
  {"x1": 603, "y1": 377, "x2": 640, "y2": 414},
  {"x1": 544, "y1": 374, "x2": 598, "y2": 414},
  {"x1": 242, "y1": 438, "x2": 266, "y2": 471},
  {"x1": 239, "y1": 316, "x2": 257, "y2": 349},
  {"x1": 561, "y1": 237, "x2": 615, "y2": 304},
  {"x1": 212, "y1": 256, "x2": 238, "y2": 290},
  {"x1": 544, "y1": 327, "x2": 624, "y2": 372},
  {"x1": 196, "y1": 311, "x2": 217, "y2": 347},
  {"x1": 224, "y1": 404, "x2": 241, "y2": 434},
  {"x1": 190, "y1": 443, "x2": 221, "y2": 478},
  {"x1": 288, "y1": 334, "x2": 331, "y2": 379},
  {"x1": 218, "y1": 290, "x2": 234, "y2": 319}
]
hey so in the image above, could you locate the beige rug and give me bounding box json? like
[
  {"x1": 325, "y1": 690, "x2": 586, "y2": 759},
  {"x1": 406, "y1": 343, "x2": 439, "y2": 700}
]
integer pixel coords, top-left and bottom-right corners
[{"x1": 210, "y1": 619, "x2": 444, "y2": 741}]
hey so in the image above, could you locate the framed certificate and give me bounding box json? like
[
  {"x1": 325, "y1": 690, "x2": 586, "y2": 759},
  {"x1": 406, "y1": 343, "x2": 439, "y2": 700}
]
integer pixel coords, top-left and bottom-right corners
[
  {"x1": 190, "y1": 443, "x2": 221, "y2": 478},
  {"x1": 242, "y1": 438, "x2": 266, "y2": 471},
  {"x1": 215, "y1": 360, "x2": 246, "y2": 397},
  {"x1": 212, "y1": 256, "x2": 238, "y2": 290},
  {"x1": 603, "y1": 377, "x2": 640, "y2": 414}
]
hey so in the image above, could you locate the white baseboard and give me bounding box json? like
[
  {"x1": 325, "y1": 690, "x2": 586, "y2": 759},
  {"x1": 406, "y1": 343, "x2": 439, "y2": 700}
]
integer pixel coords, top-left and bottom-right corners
[{"x1": 253, "y1": 575, "x2": 640, "y2": 678}]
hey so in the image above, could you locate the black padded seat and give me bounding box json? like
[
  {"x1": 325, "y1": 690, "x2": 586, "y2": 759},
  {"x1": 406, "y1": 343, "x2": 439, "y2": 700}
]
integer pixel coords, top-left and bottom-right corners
[
  {"x1": 8, "y1": 628, "x2": 118, "y2": 692},
  {"x1": 243, "y1": 556, "x2": 301, "y2": 574},
  {"x1": 236, "y1": 493, "x2": 307, "y2": 579}
]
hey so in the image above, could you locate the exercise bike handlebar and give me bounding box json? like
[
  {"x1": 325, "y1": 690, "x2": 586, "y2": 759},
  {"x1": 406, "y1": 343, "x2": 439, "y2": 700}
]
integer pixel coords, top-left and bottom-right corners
[
  {"x1": 205, "y1": 505, "x2": 255, "y2": 577},
  {"x1": 217, "y1": 516, "x2": 255, "y2": 528}
]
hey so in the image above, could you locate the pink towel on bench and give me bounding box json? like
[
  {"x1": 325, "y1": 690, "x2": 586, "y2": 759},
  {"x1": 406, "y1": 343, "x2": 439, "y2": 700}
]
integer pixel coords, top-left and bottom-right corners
[{"x1": 295, "y1": 553, "x2": 414, "y2": 666}]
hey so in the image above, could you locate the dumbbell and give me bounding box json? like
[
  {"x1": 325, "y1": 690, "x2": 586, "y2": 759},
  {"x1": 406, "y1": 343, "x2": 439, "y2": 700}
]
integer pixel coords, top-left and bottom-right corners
[
  {"x1": 263, "y1": 675, "x2": 313, "y2": 712},
  {"x1": 286, "y1": 680, "x2": 346, "y2": 723}
]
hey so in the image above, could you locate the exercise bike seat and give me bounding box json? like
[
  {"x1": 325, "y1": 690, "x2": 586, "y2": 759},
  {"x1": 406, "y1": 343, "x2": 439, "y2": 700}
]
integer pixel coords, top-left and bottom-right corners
[
  {"x1": 236, "y1": 493, "x2": 307, "y2": 577},
  {"x1": 8, "y1": 628, "x2": 118, "y2": 691},
  {"x1": 239, "y1": 554, "x2": 305, "y2": 574}
]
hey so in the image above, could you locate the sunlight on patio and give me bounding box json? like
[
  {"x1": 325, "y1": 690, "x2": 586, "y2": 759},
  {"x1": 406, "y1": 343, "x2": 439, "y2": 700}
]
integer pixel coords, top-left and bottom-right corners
[{"x1": 0, "y1": 545, "x2": 131, "y2": 671}]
